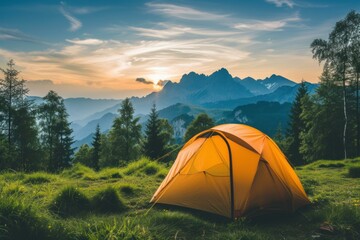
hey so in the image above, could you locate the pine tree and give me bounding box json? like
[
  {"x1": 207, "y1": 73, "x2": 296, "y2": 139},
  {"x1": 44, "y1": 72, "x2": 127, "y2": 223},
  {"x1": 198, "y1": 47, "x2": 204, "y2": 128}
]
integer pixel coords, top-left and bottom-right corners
[
  {"x1": 108, "y1": 98, "x2": 141, "y2": 165},
  {"x1": 0, "y1": 59, "x2": 40, "y2": 171},
  {"x1": 91, "y1": 124, "x2": 101, "y2": 170},
  {"x1": 184, "y1": 113, "x2": 214, "y2": 141},
  {"x1": 143, "y1": 104, "x2": 171, "y2": 159},
  {"x1": 286, "y1": 81, "x2": 308, "y2": 165},
  {"x1": 38, "y1": 91, "x2": 74, "y2": 172}
]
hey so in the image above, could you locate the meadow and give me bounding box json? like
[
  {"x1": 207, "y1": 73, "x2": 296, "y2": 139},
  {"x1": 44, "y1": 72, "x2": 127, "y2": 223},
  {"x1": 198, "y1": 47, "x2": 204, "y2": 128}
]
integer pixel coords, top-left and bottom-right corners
[{"x1": 0, "y1": 158, "x2": 359, "y2": 240}]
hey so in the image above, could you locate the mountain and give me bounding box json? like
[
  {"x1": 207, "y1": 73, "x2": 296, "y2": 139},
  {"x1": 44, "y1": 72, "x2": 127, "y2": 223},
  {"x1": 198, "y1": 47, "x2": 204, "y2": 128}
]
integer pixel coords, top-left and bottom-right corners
[
  {"x1": 259, "y1": 74, "x2": 296, "y2": 91},
  {"x1": 223, "y1": 101, "x2": 292, "y2": 136},
  {"x1": 202, "y1": 82, "x2": 318, "y2": 109}
]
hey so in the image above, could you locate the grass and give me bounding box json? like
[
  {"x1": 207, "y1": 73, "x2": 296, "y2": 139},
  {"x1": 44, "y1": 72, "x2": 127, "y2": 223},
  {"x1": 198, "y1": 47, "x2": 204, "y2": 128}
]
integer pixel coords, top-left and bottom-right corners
[
  {"x1": 49, "y1": 186, "x2": 90, "y2": 217},
  {"x1": 0, "y1": 157, "x2": 359, "y2": 239},
  {"x1": 92, "y1": 187, "x2": 127, "y2": 213},
  {"x1": 348, "y1": 166, "x2": 360, "y2": 178}
]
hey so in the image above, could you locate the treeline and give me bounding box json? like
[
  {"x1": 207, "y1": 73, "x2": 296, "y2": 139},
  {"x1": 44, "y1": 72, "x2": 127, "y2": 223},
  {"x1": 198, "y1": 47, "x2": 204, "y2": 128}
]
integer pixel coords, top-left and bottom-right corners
[
  {"x1": 0, "y1": 60, "x2": 215, "y2": 172},
  {"x1": 278, "y1": 11, "x2": 360, "y2": 165}
]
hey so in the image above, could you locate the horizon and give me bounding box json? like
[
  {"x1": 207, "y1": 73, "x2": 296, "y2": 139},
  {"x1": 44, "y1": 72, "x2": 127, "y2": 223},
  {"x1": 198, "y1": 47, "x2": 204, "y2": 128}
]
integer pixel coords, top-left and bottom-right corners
[{"x1": 1, "y1": 0, "x2": 359, "y2": 98}]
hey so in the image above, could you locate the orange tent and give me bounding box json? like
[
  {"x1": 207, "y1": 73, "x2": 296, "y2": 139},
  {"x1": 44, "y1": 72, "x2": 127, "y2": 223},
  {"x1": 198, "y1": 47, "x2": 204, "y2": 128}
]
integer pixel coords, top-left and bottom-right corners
[{"x1": 151, "y1": 124, "x2": 310, "y2": 219}]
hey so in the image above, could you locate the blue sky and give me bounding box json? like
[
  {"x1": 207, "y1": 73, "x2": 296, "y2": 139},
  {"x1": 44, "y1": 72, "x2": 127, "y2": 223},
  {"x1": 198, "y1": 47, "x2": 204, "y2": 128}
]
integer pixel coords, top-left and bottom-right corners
[{"x1": 1, "y1": 0, "x2": 359, "y2": 98}]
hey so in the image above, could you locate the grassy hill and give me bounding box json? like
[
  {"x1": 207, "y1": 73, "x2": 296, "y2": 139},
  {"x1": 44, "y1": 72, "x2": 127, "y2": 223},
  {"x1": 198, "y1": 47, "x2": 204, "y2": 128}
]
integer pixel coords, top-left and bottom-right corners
[{"x1": 0, "y1": 158, "x2": 359, "y2": 240}]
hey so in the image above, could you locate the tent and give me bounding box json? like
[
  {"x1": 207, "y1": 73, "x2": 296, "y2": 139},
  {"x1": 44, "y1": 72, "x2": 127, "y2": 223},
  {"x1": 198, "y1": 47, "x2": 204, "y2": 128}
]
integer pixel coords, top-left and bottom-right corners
[{"x1": 151, "y1": 124, "x2": 310, "y2": 219}]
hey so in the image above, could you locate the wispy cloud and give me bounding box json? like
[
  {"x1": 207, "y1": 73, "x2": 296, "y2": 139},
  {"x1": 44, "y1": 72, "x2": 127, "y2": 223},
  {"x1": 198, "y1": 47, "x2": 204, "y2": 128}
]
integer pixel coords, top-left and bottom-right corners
[
  {"x1": 266, "y1": 0, "x2": 295, "y2": 8},
  {"x1": 0, "y1": 27, "x2": 46, "y2": 44},
  {"x1": 66, "y1": 38, "x2": 105, "y2": 45},
  {"x1": 60, "y1": 2, "x2": 82, "y2": 31},
  {"x1": 130, "y1": 23, "x2": 238, "y2": 39},
  {"x1": 234, "y1": 15, "x2": 301, "y2": 31},
  {"x1": 147, "y1": 3, "x2": 228, "y2": 20}
]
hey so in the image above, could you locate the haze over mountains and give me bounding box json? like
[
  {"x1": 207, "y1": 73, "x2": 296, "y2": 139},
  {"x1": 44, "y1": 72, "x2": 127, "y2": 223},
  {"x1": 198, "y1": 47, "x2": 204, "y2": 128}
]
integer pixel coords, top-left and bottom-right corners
[{"x1": 29, "y1": 68, "x2": 318, "y2": 148}]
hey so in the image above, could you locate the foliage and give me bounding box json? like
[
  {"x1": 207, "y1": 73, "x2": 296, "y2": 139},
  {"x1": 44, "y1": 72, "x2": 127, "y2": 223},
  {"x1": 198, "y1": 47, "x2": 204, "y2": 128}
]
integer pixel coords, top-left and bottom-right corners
[
  {"x1": 91, "y1": 124, "x2": 101, "y2": 171},
  {"x1": 286, "y1": 81, "x2": 308, "y2": 165},
  {"x1": 184, "y1": 113, "x2": 214, "y2": 141},
  {"x1": 107, "y1": 98, "x2": 142, "y2": 165},
  {"x1": 73, "y1": 144, "x2": 93, "y2": 167},
  {"x1": 143, "y1": 104, "x2": 174, "y2": 160},
  {"x1": 38, "y1": 91, "x2": 74, "y2": 172},
  {"x1": 0, "y1": 59, "x2": 41, "y2": 171},
  {"x1": 311, "y1": 10, "x2": 360, "y2": 159}
]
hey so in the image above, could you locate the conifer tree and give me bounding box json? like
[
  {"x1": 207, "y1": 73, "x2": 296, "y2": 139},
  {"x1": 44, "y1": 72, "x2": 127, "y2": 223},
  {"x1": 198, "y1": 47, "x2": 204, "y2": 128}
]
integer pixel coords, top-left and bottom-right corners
[
  {"x1": 109, "y1": 98, "x2": 141, "y2": 165},
  {"x1": 38, "y1": 91, "x2": 74, "y2": 172},
  {"x1": 91, "y1": 124, "x2": 101, "y2": 170},
  {"x1": 143, "y1": 104, "x2": 173, "y2": 159},
  {"x1": 286, "y1": 81, "x2": 308, "y2": 165}
]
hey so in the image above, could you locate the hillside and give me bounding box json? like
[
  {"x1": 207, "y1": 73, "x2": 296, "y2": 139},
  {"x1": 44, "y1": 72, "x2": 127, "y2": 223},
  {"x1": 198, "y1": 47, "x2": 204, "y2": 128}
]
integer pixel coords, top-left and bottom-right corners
[{"x1": 0, "y1": 158, "x2": 359, "y2": 239}]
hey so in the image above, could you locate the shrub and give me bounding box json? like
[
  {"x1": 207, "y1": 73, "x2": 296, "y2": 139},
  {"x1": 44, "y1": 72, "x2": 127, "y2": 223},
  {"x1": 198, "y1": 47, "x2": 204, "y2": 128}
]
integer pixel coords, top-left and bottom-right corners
[
  {"x1": 49, "y1": 186, "x2": 90, "y2": 217},
  {"x1": 92, "y1": 187, "x2": 126, "y2": 213},
  {"x1": 348, "y1": 166, "x2": 360, "y2": 178},
  {"x1": 23, "y1": 173, "x2": 52, "y2": 184}
]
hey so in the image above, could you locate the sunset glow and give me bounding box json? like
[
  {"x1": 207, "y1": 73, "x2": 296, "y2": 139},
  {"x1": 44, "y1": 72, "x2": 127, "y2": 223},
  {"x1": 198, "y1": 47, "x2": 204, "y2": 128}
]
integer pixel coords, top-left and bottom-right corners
[{"x1": 1, "y1": 0, "x2": 359, "y2": 98}]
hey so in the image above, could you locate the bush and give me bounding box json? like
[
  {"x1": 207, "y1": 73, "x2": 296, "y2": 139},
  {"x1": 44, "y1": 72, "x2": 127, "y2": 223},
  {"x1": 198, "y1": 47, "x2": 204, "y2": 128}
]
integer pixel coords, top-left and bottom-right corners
[
  {"x1": 23, "y1": 173, "x2": 52, "y2": 184},
  {"x1": 143, "y1": 163, "x2": 160, "y2": 175},
  {"x1": 49, "y1": 186, "x2": 90, "y2": 217},
  {"x1": 348, "y1": 166, "x2": 360, "y2": 178},
  {"x1": 92, "y1": 187, "x2": 126, "y2": 213}
]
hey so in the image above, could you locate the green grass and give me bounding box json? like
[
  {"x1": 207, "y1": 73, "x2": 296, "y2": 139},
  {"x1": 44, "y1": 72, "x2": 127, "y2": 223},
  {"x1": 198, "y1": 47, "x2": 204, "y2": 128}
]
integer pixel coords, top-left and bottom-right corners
[{"x1": 0, "y1": 157, "x2": 359, "y2": 239}]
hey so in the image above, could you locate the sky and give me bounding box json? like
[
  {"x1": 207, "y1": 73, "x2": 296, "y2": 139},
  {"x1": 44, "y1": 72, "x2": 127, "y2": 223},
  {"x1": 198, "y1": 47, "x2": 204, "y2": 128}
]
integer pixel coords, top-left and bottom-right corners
[{"x1": 0, "y1": 0, "x2": 360, "y2": 99}]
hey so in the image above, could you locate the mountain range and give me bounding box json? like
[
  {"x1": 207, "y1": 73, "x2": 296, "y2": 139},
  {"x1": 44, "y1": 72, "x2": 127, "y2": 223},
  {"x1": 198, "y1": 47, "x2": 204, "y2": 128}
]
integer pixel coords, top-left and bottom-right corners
[{"x1": 28, "y1": 68, "x2": 318, "y2": 148}]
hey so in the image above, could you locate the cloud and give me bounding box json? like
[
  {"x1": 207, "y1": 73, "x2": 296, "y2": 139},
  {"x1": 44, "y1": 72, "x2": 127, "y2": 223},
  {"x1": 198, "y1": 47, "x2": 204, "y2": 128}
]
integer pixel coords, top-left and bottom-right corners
[
  {"x1": 136, "y1": 77, "x2": 153, "y2": 85},
  {"x1": 60, "y1": 2, "x2": 82, "y2": 31},
  {"x1": 234, "y1": 15, "x2": 301, "y2": 31},
  {"x1": 136, "y1": 77, "x2": 172, "y2": 87},
  {"x1": 130, "y1": 23, "x2": 238, "y2": 39},
  {"x1": 0, "y1": 27, "x2": 44, "y2": 44},
  {"x1": 66, "y1": 38, "x2": 104, "y2": 45},
  {"x1": 70, "y1": 6, "x2": 107, "y2": 14},
  {"x1": 147, "y1": 3, "x2": 228, "y2": 20},
  {"x1": 266, "y1": 0, "x2": 295, "y2": 8}
]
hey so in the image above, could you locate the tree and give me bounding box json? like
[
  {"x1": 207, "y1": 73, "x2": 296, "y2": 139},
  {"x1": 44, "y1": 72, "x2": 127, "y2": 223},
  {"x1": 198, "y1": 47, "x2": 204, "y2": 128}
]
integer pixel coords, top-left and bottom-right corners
[
  {"x1": 0, "y1": 59, "x2": 40, "y2": 171},
  {"x1": 38, "y1": 91, "x2": 74, "y2": 172},
  {"x1": 286, "y1": 82, "x2": 309, "y2": 165},
  {"x1": 108, "y1": 98, "x2": 141, "y2": 165},
  {"x1": 311, "y1": 11, "x2": 360, "y2": 159},
  {"x1": 143, "y1": 104, "x2": 174, "y2": 160},
  {"x1": 299, "y1": 71, "x2": 347, "y2": 162},
  {"x1": 184, "y1": 113, "x2": 214, "y2": 141},
  {"x1": 74, "y1": 144, "x2": 93, "y2": 166},
  {"x1": 0, "y1": 59, "x2": 26, "y2": 148},
  {"x1": 91, "y1": 124, "x2": 101, "y2": 170}
]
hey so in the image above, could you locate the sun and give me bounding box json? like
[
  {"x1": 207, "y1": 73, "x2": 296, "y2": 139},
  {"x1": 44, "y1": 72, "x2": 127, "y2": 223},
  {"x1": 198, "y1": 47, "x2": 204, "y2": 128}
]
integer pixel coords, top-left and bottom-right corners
[{"x1": 148, "y1": 71, "x2": 169, "y2": 90}]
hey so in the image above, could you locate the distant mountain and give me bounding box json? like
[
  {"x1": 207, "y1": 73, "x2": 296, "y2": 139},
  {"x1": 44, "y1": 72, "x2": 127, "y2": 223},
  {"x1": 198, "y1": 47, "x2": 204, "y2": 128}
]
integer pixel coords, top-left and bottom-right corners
[
  {"x1": 28, "y1": 96, "x2": 121, "y2": 123},
  {"x1": 223, "y1": 101, "x2": 292, "y2": 136},
  {"x1": 259, "y1": 74, "x2": 296, "y2": 91},
  {"x1": 202, "y1": 82, "x2": 318, "y2": 109}
]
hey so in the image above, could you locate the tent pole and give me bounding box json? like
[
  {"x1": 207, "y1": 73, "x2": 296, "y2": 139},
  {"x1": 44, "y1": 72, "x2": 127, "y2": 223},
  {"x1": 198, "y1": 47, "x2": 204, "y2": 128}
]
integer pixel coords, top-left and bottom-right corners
[{"x1": 217, "y1": 132, "x2": 234, "y2": 220}]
